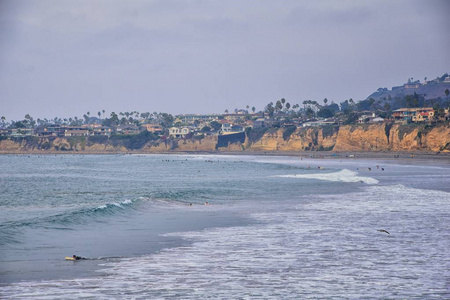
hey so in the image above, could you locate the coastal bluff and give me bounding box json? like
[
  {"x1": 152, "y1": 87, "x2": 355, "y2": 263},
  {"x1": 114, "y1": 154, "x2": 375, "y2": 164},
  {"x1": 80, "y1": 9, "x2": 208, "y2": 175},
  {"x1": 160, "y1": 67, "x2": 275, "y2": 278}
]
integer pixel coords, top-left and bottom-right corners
[{"x1": 0, "y1": 124, "x2": 449, "y2": 154}]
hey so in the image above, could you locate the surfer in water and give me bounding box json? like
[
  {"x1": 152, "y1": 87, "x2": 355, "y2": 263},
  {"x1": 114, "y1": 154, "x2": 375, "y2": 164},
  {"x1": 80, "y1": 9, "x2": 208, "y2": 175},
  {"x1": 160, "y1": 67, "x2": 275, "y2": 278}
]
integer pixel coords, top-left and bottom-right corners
[{"x1": 72, "y1": 255, "x2": 85, "y2": 260}]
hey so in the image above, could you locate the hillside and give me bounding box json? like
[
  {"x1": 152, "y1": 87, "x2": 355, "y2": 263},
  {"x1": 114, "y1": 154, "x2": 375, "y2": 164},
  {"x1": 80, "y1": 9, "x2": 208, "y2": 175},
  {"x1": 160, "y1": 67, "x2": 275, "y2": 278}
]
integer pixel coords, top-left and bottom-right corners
[{"x1": 365, "y1": 74, "x2": 450, "y2": 108}]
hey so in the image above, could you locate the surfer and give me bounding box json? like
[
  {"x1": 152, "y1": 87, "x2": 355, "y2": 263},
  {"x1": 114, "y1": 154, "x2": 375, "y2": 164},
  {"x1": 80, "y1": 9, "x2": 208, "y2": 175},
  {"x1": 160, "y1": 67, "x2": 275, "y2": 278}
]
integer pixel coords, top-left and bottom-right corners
[{"x1": 72, "y1": 255, "x2": 85, "y2": 260}]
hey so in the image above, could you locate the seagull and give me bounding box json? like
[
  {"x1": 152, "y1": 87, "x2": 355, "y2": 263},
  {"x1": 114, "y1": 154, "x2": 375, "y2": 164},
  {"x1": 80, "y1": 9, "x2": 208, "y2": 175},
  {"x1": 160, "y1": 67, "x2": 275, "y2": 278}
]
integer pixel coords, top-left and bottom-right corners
[{"x1": 377, "y1": 229, "x2": 390, "y2": 235}]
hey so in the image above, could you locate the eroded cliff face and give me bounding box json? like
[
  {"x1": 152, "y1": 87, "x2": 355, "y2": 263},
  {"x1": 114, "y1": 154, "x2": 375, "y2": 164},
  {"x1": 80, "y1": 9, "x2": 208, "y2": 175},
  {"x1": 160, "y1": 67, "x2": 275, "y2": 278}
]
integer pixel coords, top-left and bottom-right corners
[
  {"x1": 242, "y1": 123, "x2": 449, "y2": 152},
  {"x1": 334, "y1": 123, "x2": 450, "y2": 152},
  {"x1": 388, "y1": 124, "x2": 450, "y2": 152},
  {"x1": 142, "y1": 136, "x2": 218, "y2": 152},
  {"x1": 333, "y1": 124, "x2": 390, "y2": 151},
  {"x1": 246, "y1": 127, "x2": 339, "y2": 151},
  {"x1": 0, "y1": 124, "x2": 449, "y2": 154}
]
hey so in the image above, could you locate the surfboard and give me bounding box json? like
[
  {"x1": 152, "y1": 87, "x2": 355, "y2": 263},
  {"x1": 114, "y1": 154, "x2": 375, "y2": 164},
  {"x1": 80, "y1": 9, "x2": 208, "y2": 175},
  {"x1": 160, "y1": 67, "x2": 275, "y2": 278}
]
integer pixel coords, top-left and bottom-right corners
[{"x1": 65, "y1": 256, "x2": 76, "y2": 260}]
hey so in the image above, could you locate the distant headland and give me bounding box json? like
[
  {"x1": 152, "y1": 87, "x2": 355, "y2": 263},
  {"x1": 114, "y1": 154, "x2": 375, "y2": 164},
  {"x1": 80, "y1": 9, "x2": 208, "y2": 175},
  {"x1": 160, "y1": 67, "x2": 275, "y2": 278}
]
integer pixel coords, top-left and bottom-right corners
[{"x1": 1, "y1": 74, "x2": 449, "y2": 155}]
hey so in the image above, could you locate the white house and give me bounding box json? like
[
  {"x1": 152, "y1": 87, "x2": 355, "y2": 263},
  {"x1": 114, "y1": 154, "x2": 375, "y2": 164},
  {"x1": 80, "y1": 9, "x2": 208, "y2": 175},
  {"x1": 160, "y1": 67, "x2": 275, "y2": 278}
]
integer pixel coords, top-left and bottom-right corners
[{"x1": 169, "y1": 127, "x2": 191, "y2": 138}]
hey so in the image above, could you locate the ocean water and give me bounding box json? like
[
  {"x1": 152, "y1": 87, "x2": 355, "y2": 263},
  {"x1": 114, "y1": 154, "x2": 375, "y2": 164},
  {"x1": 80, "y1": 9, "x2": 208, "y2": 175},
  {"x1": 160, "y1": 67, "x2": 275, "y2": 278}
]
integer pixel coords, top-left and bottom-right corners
[{"x1": 0, "y1": 154, "x2": 449, "y2": 299}]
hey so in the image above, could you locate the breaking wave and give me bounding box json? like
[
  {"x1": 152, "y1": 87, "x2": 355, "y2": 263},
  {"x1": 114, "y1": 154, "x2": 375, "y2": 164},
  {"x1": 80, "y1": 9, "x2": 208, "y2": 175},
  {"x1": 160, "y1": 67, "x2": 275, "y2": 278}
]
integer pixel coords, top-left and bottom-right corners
[
  {"x1": 0, "y1": 198, "x2": 140, "y2": 232},
  {"x1": 276, "y1": 169, "x2": 379, "y2": 184}
]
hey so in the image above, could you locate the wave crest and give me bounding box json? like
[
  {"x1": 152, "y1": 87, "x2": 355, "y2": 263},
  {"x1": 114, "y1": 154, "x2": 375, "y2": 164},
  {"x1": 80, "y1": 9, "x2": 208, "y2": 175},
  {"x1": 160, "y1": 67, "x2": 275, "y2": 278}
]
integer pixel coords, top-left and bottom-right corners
[{"x1": 276, "y1": 169, "x2": 379, "y2": 184}]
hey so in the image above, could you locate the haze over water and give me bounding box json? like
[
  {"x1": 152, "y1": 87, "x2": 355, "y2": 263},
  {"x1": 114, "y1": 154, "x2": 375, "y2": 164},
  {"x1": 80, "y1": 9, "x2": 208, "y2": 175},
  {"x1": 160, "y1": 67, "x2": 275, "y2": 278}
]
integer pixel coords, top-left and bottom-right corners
[{"x1": 0, "y1": 154, "x2": 449, "y2": 299}]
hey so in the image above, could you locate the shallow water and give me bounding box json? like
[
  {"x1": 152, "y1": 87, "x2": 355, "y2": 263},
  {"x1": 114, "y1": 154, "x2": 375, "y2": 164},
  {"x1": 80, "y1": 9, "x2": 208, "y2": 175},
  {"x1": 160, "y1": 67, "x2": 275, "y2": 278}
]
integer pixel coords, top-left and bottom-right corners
[{"x1": 1, "y1": 154, "x2": 449, "y2": 298}]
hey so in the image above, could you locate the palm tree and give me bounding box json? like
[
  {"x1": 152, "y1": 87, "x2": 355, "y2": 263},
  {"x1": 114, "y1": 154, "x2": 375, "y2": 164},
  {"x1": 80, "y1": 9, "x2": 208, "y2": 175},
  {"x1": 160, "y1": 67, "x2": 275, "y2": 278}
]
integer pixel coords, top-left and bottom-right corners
[
  {"x1": 323, "y1": 98, "x2": 328, "y2": 105},
  {"x1": 285, "y1": 102, "x2": 291, "y2": 112},
  {"x1": 252, "y1": 107, "x2": 256, "y2": 113},
  {"x1": 445, "y1": 89, "x2": 449, "y2": 107},
  {"x1": 275, "y1": 100, "x2": 282, "y2": 112},
  {"x1": 302, "y1": 100, "x2": 310, "y2": 109}
]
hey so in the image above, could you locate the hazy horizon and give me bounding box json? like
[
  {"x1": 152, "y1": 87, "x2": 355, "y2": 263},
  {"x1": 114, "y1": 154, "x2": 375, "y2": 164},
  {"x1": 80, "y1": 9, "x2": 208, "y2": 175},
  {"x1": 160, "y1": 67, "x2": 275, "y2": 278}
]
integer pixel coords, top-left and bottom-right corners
[{"x1": 1, "y1": 0, "x2": 449, "y2": 121}]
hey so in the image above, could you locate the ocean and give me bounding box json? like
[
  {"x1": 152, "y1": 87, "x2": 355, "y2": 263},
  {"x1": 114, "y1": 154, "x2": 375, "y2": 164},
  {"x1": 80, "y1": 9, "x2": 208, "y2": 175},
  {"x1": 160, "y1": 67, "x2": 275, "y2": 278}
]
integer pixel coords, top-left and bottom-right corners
[{"x1": 0, "y1": 154, "x2": 449, "y2": 299}]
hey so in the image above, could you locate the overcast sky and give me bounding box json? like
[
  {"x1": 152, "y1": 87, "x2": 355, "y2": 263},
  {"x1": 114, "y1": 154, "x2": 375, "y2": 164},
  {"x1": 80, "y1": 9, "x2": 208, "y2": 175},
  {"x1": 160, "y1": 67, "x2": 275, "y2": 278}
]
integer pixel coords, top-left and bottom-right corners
[{"x1": 1, "y1": 0, "x2": 449, "y2": 121}]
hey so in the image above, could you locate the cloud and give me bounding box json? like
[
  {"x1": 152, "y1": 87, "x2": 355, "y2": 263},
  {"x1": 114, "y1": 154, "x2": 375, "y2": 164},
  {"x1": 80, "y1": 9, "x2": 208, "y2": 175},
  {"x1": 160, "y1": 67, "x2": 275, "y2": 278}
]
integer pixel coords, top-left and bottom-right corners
[{"x1": 0, "y1": 0, "x2": 448, "y2": 120}]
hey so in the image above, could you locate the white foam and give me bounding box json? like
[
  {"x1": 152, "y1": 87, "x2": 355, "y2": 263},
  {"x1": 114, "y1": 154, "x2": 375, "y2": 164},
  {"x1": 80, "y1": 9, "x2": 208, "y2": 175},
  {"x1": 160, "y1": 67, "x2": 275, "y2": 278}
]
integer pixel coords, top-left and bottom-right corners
[
  {"x1": 96, "y1": 199, "x2": 135, "y2": 210},
  {"x1": 276, "y1": 169, "x2": 379, "y2": 184},
  {"x1": 2, "y1": 184, "x2": 450, "y2": 299}
]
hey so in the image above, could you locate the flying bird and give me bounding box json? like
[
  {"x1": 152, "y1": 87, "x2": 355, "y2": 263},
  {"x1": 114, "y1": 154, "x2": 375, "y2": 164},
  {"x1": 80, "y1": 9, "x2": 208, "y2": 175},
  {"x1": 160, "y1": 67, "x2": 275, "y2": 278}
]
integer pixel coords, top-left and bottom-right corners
[{"x1": 377, "y1": 229, "x2": 390, "y2": 234}]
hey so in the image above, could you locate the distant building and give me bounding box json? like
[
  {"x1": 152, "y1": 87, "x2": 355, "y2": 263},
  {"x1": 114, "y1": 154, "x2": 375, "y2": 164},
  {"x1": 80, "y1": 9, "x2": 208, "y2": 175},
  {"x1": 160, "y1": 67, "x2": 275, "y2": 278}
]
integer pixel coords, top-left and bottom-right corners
[
  {"x1": 169, "y1": 127, "x2": 191, "y2": 138},
  {"x1": 142, "y1": 124, "x2": 164, "y2": 135},
  {"x1": 0, "y1": 129, "x2": 10, "y2": 136},
  {"x1": 117, "y1": 125, "x2": 140, "y2": 135},
  {"x1": 393, "y1": 107, "x2": 434, "y2": 123},
  {"x1": 91, "y1": 126, "x2": 112, "y2": 136},
  {"x1": 176, "y1": 114, "x2": 219, "y2": 123},
  {"x1": 221, "y1": 123, "x2": 232, "y2": 133},
  {"x1": 370, "y1": 117, "x2": 385, "y2": 123},
  {"x1": 404, "y1": 83, "x2": 421, "y2": 89},
  {"x1": 223, "y1": 114, "x2": 245, "y2": 122},
  {"x1": 412, "y1": 107, "x2": 435, "y2": 123},
  {"x1": 252, "y1": 118, "x2": 265, "y2": 128},
  {"x1": 35, "y1": 125, "x2": 64, "y2": 137},
  {"x1": 358, "y1": 113, "x2": 384, "y2": 124},
  {"x1": 63, "y1": 127, "x2": 89, "y2": 137},
  {"x1": 302, "y1": 120, "x2": 335, "y2": 127},
  {"x1": 11, "y1": 128, "x2": 34, "y2": 137}
]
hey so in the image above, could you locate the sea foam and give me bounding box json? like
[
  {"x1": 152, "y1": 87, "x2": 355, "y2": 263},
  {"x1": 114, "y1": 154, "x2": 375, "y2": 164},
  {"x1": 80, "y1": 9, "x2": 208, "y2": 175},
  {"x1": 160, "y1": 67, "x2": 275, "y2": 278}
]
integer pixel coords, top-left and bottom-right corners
[{"x1": 276, "y1": 169, "x2": 379, "y2": 184}]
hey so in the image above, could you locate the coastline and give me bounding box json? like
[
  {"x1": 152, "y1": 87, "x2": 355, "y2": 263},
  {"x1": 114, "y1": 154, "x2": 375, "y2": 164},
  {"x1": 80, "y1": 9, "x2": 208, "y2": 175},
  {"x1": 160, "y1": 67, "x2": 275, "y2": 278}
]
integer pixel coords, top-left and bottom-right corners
[{"x1": 2, "y1": 149, "x2": 450, "y2": 161}]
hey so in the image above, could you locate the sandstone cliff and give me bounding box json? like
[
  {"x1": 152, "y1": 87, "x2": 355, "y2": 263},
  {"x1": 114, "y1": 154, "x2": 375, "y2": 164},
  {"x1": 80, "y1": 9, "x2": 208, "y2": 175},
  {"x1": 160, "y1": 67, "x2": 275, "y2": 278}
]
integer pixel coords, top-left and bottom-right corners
[
  {"x1": 0, "y1": 124, "x2": 449, "y2": 154},
  {"x1": 246, "y1": 127, "x2": 338, "y2": 151}
]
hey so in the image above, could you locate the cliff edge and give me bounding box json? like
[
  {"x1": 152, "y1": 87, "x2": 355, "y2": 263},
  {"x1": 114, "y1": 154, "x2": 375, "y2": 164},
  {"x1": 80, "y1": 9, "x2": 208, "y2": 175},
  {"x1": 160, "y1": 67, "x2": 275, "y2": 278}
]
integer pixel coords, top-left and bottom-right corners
[{"x1": 0, "y1": 124, "x2": 449, "y2": 154}]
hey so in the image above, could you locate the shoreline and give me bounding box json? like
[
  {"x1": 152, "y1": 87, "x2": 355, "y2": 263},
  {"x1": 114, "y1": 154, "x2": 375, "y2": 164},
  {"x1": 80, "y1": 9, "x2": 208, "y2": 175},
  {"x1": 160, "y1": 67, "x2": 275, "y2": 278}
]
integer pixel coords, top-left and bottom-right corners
[{"x1": 1, "y1": 149, "x2": 449, "y2": 161}]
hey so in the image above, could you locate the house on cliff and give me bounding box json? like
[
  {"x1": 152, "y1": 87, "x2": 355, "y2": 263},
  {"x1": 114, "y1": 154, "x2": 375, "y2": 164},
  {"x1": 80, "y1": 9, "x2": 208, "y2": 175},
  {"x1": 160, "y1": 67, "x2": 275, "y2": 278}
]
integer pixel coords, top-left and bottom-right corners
[
  {"x1": 393, "y1": 107, "x2": 434, "y2": 123},
  {"x1": 169, "y1": 127, "x2": 191, "y2": 138},
  {"x1": 142, "y1": 124, "x2": 164, "y2": 135}
]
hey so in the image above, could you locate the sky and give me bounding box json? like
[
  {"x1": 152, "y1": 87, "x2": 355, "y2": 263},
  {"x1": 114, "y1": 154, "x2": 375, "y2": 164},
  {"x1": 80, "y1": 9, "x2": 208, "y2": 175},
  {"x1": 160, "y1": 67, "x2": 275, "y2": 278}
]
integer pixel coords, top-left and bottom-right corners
[{"x1": 0, "y1": 0, "x2": 449, "y2": 121}]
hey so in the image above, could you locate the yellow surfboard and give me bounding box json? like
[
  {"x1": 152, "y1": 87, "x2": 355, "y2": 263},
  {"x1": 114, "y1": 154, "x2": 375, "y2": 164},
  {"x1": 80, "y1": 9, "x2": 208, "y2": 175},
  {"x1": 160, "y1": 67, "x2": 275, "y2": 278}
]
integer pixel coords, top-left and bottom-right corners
[{"x1": 65, "y1": 256, "x2": 76, "y2": 260}]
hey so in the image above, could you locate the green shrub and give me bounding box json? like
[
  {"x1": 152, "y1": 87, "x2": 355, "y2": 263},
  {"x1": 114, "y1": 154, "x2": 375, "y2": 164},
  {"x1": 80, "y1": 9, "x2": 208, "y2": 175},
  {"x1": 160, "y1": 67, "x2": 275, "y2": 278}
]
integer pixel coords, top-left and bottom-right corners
[
  {"x1": 282, "y1": 126, "x2": 297, "y2": 141},
  {"x1": 246, "y1": 127, "x2": 269, "y2": 143},
  {"x1": 88, "y1": 135, "x2": 109, "y2": 145},
  {"x1": 322, "y1": 125, "x2": 339, "y2": 138},
  {"x1": 110, "y1": 131, "x2": 158, "y2": 150}
]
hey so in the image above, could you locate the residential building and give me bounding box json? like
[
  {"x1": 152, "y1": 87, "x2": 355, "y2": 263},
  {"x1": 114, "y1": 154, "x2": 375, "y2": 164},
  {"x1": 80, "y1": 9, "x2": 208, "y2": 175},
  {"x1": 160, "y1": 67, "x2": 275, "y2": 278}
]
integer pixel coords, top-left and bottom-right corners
[
  {"x1": 35, "y1": 125, "x2": 64, "y2": 137},
  {"x1": 0, "y1": 129, "x2": 9, "y2": 136},
  {"x1": 176, "y1": 114, "x2": 219, "y2": 123},
  {"x1": 142, "y1": 124, "x2": 164, "y2": 135},
  {"x1": 393, "y1": 108, "x2": 416, "y2": 123},
  {"x1": 412, "y1": 107, "x2": 434, "y2": 122},
  {"x1": 302, "y1": 120, "x2": 336, "y2": 127},
  {"x1": 223, "y1": 114, "x2": 245, "y2": 122},
  {"x1": 91, "y1": 126, "x2": 112, "y2": 136},
  {"x1": 358, "y1": 112, "x2": 384, "y2": 124},
  {"x1": 11, "y1": 128, "x2": 34, "y2": 137},
  {"x1": 63, "y1": 127, "x2": 89, "y2": 137},
  {"x1": 393, "y1": 107, "x2": 434, "y2": 123},
  {"x1": 221, "y1": 123, "x2": 232, "y2": 133},
  {"x1": 117, "y1": 125, "x2": 140, "y2": 135},
  {"x1": 169, "y1": 127, "x2": 191, "y2": 138}
]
